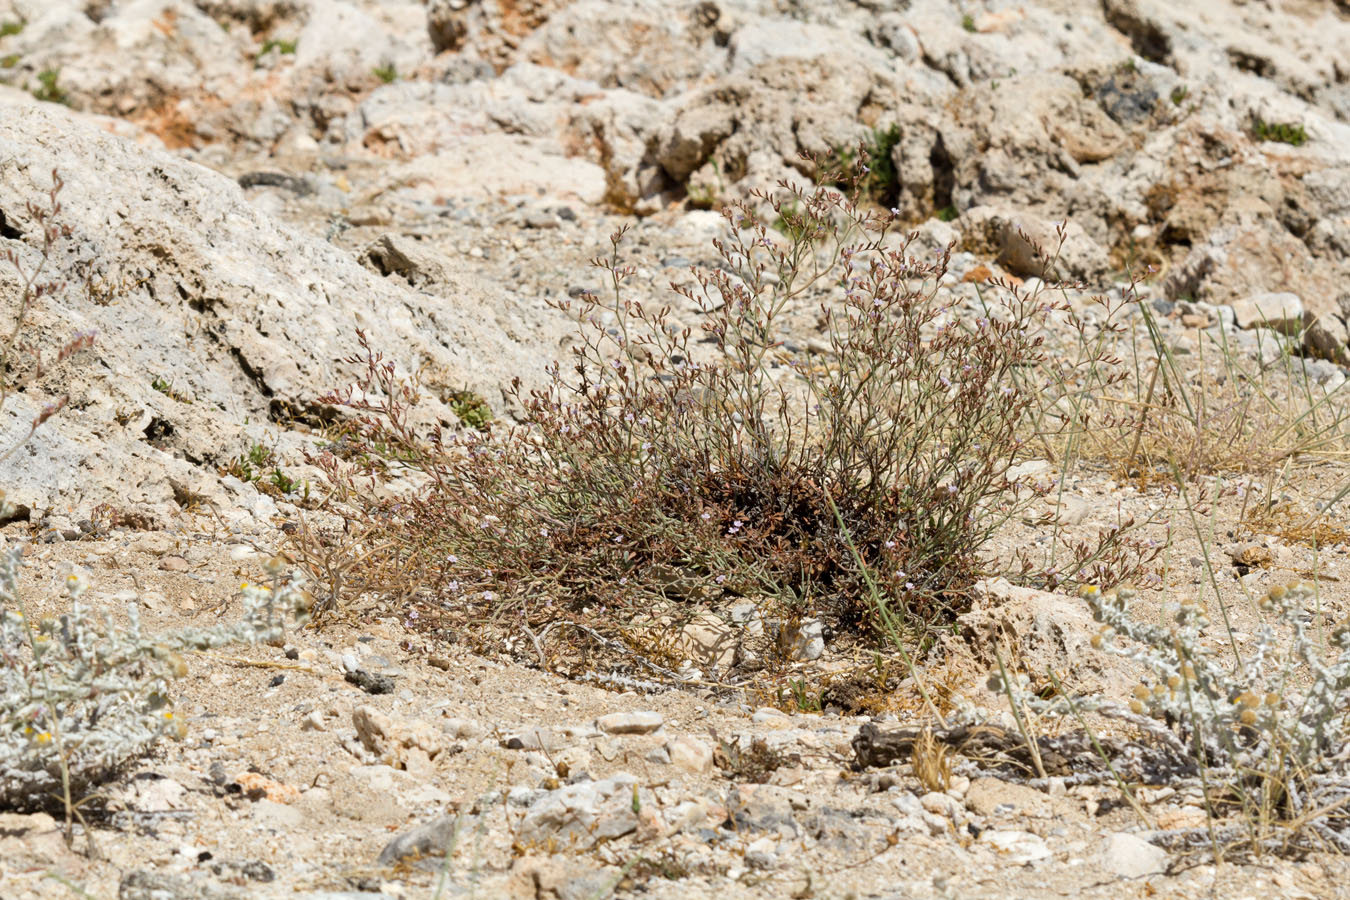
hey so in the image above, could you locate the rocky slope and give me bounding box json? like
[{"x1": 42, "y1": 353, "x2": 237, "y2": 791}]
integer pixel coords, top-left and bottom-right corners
[{"x1": 2, "y1": 1, "x2": 1350, "y2": 898}]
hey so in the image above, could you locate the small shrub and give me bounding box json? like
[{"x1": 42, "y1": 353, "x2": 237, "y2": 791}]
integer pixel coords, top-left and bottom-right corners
[
  {"x1": 961, "y1": 14, "x2": 977, "y2": 33},
  {"x1": 372, "y1": 63, "x2": 397, "y2": 84},
  {"x1": 1002, "y1": 582, "x2": 1350, "y2": 856},
  {"x1": 308, "y1": 173, "x2": 1123, "y2": 663},
  {"x1": 0, "y1": 20, "x2": 23, "y2": 38},
  {"x1": 449, "y1": 391, "x2": 493, "y2": 431},
  {"x1": 150, "y1": 375, "x2": 192, "y2": 404},
  {"x1": 0, "y1": 54, "x2": 19, "y2": 69},
  {"x1": 935, "y1": 205, "x2": 959, "y2": 223},
  {"x1": 0, "y1": 550, "x2": 309, "y2": 818},
  {"x1": 257, "y1": 37, "x2": 296, "y2": 59},
  {"x1": 1171, "y1": 85, "x2": 1189, "y2": 106},
  {"x1": 32, "y1": 69, "x2": 68, "y2": 105},
  {"x1": 826, "y1": 124, "x2": 902, "y2": 207},
  {"x1": 1251, "y1": 117, "x2": 1307, "y2": 147},
  {"x1": 221, "y1": 442, "x2": 306, "y2": 498},
  {"x1": 224, "y1": 441, "x2": 275, "y2": 483},
  {"x1": 775, "y1": 677, "x2": 822, "y2": 713}
]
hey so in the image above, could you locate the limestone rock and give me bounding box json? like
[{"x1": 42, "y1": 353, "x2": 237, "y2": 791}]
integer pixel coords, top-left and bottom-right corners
[
  {"x1": 352, "y1": 706, "x2": 450, "y2": 772},
  {"x1": 1230, "y1": 292, "x2": 1304, "y2": 333},
  {"x1": 1099, "y1": 832, "x2": 1168, "y2": 878},
  {"x1": 595, "y1": 711, "x2": 663, "y2": 735},
  {"x1": 0, "y1": 100, "x2": 531, "y2": 522}
]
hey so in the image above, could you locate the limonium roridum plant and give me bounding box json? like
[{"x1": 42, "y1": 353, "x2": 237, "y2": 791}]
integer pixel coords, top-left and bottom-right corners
[
  {"x1": 312, "y1": 157, "x2": 1134, "y2": 663},
  {"x1": 1004, "y1": 582, "x2": 1350, "y2": 854},
  {"x1": 0, "y1": 545, "x2": 310, "y2": 813}
]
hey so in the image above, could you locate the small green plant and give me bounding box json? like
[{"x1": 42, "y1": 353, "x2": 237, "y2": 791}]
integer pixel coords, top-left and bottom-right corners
[
  {"x1": 936, "y1": 205, "x2": 959, "y2": 222},
  {"x1": 372, "y1": 63, "x2": 398, "y2": 84},
  {"x1": 1170, "y1": 84, "x2": 1189, "y2": 106},
  {"x1": 1, "y1": 54, "x2": 19, "y2": 69},
  {"x1": 223, "y1": 441, "x2": 271, "y2": 482},
  {"x1": 223, "y1": 442, "x2": 307, "y2": 498},
  {"x1": 449, "y1": 391, "x2": 493, "y2": 431},
  {"x1": 1251, "y1": 117, "x2": 1307, "y2": 147},
  {"x1": 961, "y1": 14, "x2": 976, "y2": 33},
  {"x1": 150, "y1": 375, "x2": 192, "y2": 404},
  {"x1": 245, "y1": 441, "x2": 271, "y2": 468},
  {"x1": 0, "y1": 20, "x2": 24, "y2": 38},
  {"x1": 779, "y1": 678, "x2": 822, "y2": 712},
  {"x1": 269, "y1": 467, "x2": 298, "y2": 495},
  {"x1": 826, "y1": 124, "x2": 903, "y2": 206},
  {"x1": 257, "y1": 37, "x2": 296, "y2": 58},
  {"x1": 32, "y1": 70, "x2": 68, "y2": 106}
]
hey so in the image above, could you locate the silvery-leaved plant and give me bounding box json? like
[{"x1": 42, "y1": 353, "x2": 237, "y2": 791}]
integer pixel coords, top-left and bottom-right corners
[
  {"x1": 998, "y1": 582, "x2": 1350, "y2": 854},
  {"x1": 0, "y1": 544, "x2": 309, "y2": 813}
]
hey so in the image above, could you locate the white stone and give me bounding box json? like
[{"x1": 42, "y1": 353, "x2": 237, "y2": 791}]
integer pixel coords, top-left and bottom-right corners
[
  {"x1": 1098, "y1": 832, "x2": 1168, "y2": 879},
  {"x1": 667, "y1": 737, "x2": 714, "y2": 774},
  {"x1": 1231, "y1": 292, "x2": 1304, "y2": 333},
  {"x1": 595, "y1": 711, "x2": 664, "y2": 735}
]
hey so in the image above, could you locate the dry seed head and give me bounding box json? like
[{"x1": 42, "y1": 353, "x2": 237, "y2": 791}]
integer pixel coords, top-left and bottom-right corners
[
  {"x1": 1240, "y1": 708, "x2": 1259, "y2": 726},
  {"x1": 1129, "y1": 698, "x2": 1146, "y2": 714},
  {"x1": 1133, "y1": 684, "x2": 1151, "y2": 701}
]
